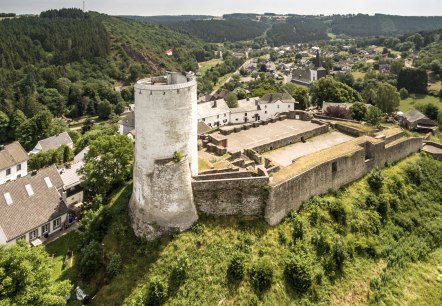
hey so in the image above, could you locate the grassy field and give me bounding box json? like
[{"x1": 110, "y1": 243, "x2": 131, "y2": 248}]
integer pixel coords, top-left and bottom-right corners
[
  {"x1": 429, "y1": 82, "x2": 442, "y2": 91},
  {"x1": 352, "y1": 71, "x2": 366, "y2": 80},
  {"x1": 399, "y1": 94, "x2": 442, "y2": 112},
  {"x1": 82, "y1": 153, "x2": 442, "y2": 306},
  {"x1": 198, "y1": 58, "x2": 224, "y2": 75},
  {"x1": 212, "y1": 72, "x2": 234, "y2": 93}
]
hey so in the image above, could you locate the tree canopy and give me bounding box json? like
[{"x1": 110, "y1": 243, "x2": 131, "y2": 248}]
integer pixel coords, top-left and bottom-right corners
[
  {"x1": 0, "y1": 241, "x2": 71, "y2": 305},
  {"x1": 310, "y1": 77, "x2": 363, "y2": 107}
]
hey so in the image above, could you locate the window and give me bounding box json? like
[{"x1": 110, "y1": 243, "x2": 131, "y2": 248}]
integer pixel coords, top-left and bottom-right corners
[
  {"x1": 244, "y1": 113, "x2": 248, "y2": 116},
  {"x1": 6, "y1": 168, "x2": 11, "y2": 176},
  {"x1": 16, "y1": 164, "x2": 21, "y2": 171},
  {"x1": 217, "y1": 115, "x2": 219, "y2": 119},
  {"x1": 277, "y1": 105, "x2": 280, "y2": 109},
  {"x1": 16, "y1": 174, "x2": 21, "y2": 179},
  {"x1": 202, "y1": 118, "x2": 205, "y2": 122},
  {"x1": 332, "y1": 162, "x2": 337, "y2": 173},
  {"x1": 42, "y1": 223, "x2": 49, "y2": 234},
  {"x1": 288, "y1": 105, "x2": 290, "y2": 108},
  {"x1": 265, "y1": 111, "x2": 267, "y2": 114},
  {"x1": 265, "y1": 105, "x2": 267, "y2": 109},
  {"x1": 53, "y1": 217, "x2": 61, "y2": 230},
  {"x1": 29, "y1": 229, "x2": 38, "y2": 241},
  {"x1": 224, "y1": 114, "x2": 226, "y2": 117}
]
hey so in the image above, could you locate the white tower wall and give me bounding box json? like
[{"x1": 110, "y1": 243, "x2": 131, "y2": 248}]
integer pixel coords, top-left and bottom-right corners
[{"x1": 129, "y1": 73, "x2": 198, "y2": 240}]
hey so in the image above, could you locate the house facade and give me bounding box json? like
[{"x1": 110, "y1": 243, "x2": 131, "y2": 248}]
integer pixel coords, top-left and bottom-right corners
[
  {"x1": 0, "y1": 166, "x2": 69, "y2": 245},
  {"x1": 0, "y1": 142, "x2": 29, "y2": 185}
]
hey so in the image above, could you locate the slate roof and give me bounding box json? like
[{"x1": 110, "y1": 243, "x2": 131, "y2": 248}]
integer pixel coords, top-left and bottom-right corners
[
  {"x1": 119, "y1": 111, "x2": 135, "y2": 128},
  {"x1": 0, "y1": 166, "x2": 67, "y2": 241},
  {"x1": 259, "y1": 93, "x2": 295, "y2": 104},
  {"x1": 230, "y1": 98, "x2": 259, "y2": 114},
  {"x1": 402, "y1": 109, "x2": 437, "y2": 126},
  {"x1": 197, "y1": 121, "x2": 211, "y2": 136},
  {"x1": 197, "y1": 99, "x2": 230, "y2": 118},
  {"x1": 59, "y1": 162, "x2": 84, "y2": 190},
  {"x1": 35, "y1": 132, "x2": 73, "y2": 152},
  {"x1": 0, "y1": 142, "x2": 28, "y2": 171}
]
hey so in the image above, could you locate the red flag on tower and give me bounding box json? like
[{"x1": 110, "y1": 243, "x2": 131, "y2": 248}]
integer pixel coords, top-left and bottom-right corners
[{"x1": 165, "y1": 48, "x2": 173, "y2": 56}]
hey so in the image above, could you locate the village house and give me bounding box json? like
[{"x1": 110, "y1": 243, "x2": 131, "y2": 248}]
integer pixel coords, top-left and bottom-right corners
[
  {"x1": 0, "y1": 142, "x2": 28, "y2": 185},
  {"x1": 30, "y1": 132, "x2": 73, "y2": 154},
  {"x1": 118, "y1": 111, "x2": 136, "y2": 139},
  {"x1": 58, "y1": 161, "x2": 84, "y2": 210},
  {"x1": 198, "y1": 99, "x2": 231, "y2": 128},
  {"x1": 0, "y1": 166, "x2": 69, "y2": 246},
  {"x1": 400, "y1": 109, "x2": 439, "y2": 134}
]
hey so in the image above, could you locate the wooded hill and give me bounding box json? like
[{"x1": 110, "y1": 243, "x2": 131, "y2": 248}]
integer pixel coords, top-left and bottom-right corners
[{"x1": 0, "y1": 9, "x2": 212, "y2": 148}]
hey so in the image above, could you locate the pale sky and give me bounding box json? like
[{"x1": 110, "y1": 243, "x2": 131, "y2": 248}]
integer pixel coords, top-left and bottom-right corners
[{"x1": 1, "y1": 0, "x2": 442, "y2": 16}]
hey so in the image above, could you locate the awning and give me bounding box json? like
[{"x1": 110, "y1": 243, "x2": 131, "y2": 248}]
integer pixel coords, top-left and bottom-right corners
[{"x1": 30, "y1": 238, "x2": 43, "y2": 247}]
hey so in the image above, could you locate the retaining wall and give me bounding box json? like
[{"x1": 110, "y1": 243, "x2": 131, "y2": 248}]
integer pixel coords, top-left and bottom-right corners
[{"x1": 192, "y1": 176, "x2": 269, "y2": 216}]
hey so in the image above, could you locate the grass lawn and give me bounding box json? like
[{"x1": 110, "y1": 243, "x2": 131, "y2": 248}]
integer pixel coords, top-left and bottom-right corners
[
  {"x1": 429, "y1": 82, "x2": 442, "y2": 91},
  {"x1": 212, "y1": 72, "x2": 234, "y2": 93},
  {"x1": 45, "y1": 231, "x2": 83, "y2": 281},
  {"x1": 352, "y1": 71, "x2": 366, "y2": 80},
  {"x1": 399, "y1": 94, "x2": 442, "y2": 112},
  {"x1": 198, "y1": 58, "x2": 224, "y2": 75}
]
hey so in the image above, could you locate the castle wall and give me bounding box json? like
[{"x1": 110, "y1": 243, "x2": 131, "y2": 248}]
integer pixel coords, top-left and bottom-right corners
[
  {"x1": 265, "y1": 148, "x2": 367, "y2": 225},
  {"x1": 192, "y1": 176, "x2": 269, "y2": 217},
  {"x1": 252, "y1": 124, "x2": 329, "y2": 154}
]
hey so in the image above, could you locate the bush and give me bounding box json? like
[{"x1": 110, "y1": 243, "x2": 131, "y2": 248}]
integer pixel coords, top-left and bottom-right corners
[
  {"x1": 399, "y1": 88, "x2": 409, "y2": 99},
  {"x1": 227, "y1": 253, "x2": 245, "y2": 283},
  {"x1": 173, "y1": 151, "x2": 184, "y2": 163},
  {"x1": 292, "y1": 215, "x2": 304, "y2": 241},
  {"x1": 332, "y1": 238, "x2": 347, "y2": 273},
  {"x1": 365, "y1": 106, "x2": 383, "y2": 126},
  {"x1": 79, "y1": 240, "x2": 102, "y2": 277},
  {"x1": 106, "y1": 253, "x2": 123, "y2": 280},
  {"x1": 405, "y1": 164, "x2": 423, "y2": 185},
  {"x1": 146, "y1": 277, "x2": 168, "y2": 306},
  {"x1": 350, "y1": 102, "x2": 368, "y2": 121},
  {"x1": 284, "y1": 256, "x2": 313, "y2": 293},
  {"x1": 170, "y1": 254, "x2": 189, "y2": 287},
  {"x1": 367, "y1": 169, "x2": 384, "y2": 191},
  {"x1": 249, "y1": 261, "x2": 273, "y2": 294},
  {"x1": 327, "y1": 200, "x2": 347, "y2": 225}
]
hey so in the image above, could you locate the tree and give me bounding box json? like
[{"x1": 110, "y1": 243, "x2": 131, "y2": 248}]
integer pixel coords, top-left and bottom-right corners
[
  {"x1": 365, "y1": 106, "x2": 383, "y2": 126},
  {"x1": 80, "y1": 134, "x2": 133, "y2": 196},
  {"x1": 430, "y1": 60, "x2": 441, "y2": 75},
  {"x1": 397, "y1": 68, "x2": 428, "y2": 94},
  {"x1": 16, "y1": 110, "x2": 54, "y2": 151},
  {"x1": 0, "y1": 240, "x2": 71, "y2": 305},
  {"x1": 97, "y1": 100, "x2": 113, "y2": 119},
  {"x1": 284, "y1": 256, "x2": 313, "y2": 294},
  {"x1": 225, "y1": 92, "x2": 238, "y2": 108},
  {"x1": 350, "y1": 102, "x2": 368, "y2": 121},
  {"x1": 390, "y1": 60, "x2": 403, "y2": 75},
  {"x1": 310, "y1": 76, "x2": 362, "y2": 107},
  {"x1": 8, "y1": 109, "x2": 27, "y2": 140},
  {"x1": 424, "y1": 103, "x2": 439, "y2": 121},
  {"x1": 0, "y1": 111, "x2": 10, "y2": 142},
  {"x1": 79, "y1": 240, "x2": 103, "y2": 277},
  {"x1": 374, "y1": 82, "x2": 400, "y2": 114},
  {"x1": 282, "y1": 83, "x2": 309, "y2": 110},
  {"x1": 39, "y1": 88, "x2": 65, "y2": 116},
  {"x1": 333, "y1": 72, "x2": 355, "y2": 87}
]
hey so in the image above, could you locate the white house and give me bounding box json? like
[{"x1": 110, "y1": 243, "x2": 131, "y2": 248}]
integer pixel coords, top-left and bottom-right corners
[
  {"x1": 30, "y1": 132, "x2": 73, "y2": 154},
  {"x1": 59, "y1": 162, "x2": 84, "y2": 209},
  {"x1": 0, "y1": 142, "x2": 29, "y2": 185},
  {"x1": 118, "y1": 111, "x2": 135, "y2": 137},
  {"x1": 0, "y1": 166, "x2": 69, "y2": 245},
  {"x1": 197, "y1": 99, "x2": 231, "y2": 128}
]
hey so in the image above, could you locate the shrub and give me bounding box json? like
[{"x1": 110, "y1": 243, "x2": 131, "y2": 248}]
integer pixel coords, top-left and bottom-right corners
[
  {"x1": 367, "y1": 169, "x2": 384, "y2": 191},
  {"x1": 292, "y1": 215, "x2": 304, "y2": 241},
  {"x1": 332, "y1": 238, "x2": 347, "y2": 273},
  {"x1": 173, "y1": 151, "x2": 184, "y2": 163},
  {"x1": 249, "y1": 261, "x2": 273, "y2": 294},
  {"x1": 399, "y1": 88, "x2": 409, "y2": 99},
  {"x1": 106, "y1": 253, "x2": 123, "y2": 280},
  {"x1": 79, "y1": 240, "x2": 102, "y2": 277},
  {"x1": 284, "y1": 255, "x2": 313, "y2": 293},
  {"x1": 405, "y1": 164, "x2": 423, "y2": 185},
  {"x1": 365, "y1": 194, "x2": 379, "y2": 209},
  {"x1": 227, "y1": 253, "x2": 245, "y2": 283},
  {"x1": 327, "y1": 200, "x2": 347, "y2": 225},
  {"x1": 324, "y1": 105, "x2": 351, "y2": 119},
  {"x1": 365, "y1": 106, "x2": 383, "y2": 126},
  {"x1": 349, "y1": 102, "x2": 368, "y2": 121},
  {"x1": 170, "y1": 254, "x2": 189, "y2": 287},
  {"x1": 146, "y1": 277, "x2": 168, "y2": 306},
  {"x1": 311, "y1": 229, "x2": 332, "y2": 256}
]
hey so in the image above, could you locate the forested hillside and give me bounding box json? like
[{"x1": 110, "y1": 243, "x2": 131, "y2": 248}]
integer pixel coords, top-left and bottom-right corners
[
  {"x1": 266, "y1": 17, "x2": 329, "y2": 46},
  {"x1": 171, "y1": 19, "x2": 270, "y2": 42},
  {"x1": 0, "y1": 8, "x2": 210, "y2": 150},
  {"x1": 332, "y1": 14, "x2": 442, "y2": 36}
]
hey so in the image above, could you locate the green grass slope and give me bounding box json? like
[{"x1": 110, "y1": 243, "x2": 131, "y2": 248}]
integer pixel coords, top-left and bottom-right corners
[{"x1": 84, "y1": 153, "x2": 442, "y2": 306}]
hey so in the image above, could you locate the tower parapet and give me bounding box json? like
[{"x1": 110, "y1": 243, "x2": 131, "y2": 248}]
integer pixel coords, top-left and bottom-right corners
[{"x1": 129, "y1": 72, "x2": 198, "y2": 240}]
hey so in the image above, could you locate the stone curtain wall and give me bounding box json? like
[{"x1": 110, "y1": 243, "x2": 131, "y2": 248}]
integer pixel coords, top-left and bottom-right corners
[
  {"x1": 192, "y1": 176, "x2": 269, "y2": 217},
  {"x1": 252, "y1": 124, "x2": 329, "y2": 154},
  {"x1": 265, "y1": 148, "x2": 367, "y2": 225}
]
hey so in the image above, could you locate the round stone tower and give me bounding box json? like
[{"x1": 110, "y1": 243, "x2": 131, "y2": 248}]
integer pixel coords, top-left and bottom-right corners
[{"x1": 129, "y1": 72, "x2": 198, "y2": 240}]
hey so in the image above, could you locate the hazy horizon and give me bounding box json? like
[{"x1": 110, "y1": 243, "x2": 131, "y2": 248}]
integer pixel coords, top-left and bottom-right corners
[{"x1": 2, "y1": 0, "x2": 442, "y2": 17}]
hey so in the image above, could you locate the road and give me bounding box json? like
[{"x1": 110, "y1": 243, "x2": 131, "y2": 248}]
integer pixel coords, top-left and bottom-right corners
[{"x1": 210, "y1": 57, "x2": 256, "y2": 95}]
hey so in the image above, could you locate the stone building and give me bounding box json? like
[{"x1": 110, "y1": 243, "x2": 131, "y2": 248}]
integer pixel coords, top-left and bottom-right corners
[{"x1": 129, "y1": 73, "x2": 199, "y2": 240}]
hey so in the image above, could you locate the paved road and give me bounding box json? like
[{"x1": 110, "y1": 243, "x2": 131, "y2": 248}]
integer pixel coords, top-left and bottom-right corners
[{"x1": 210, "y1": 58, "x2": 256, "y2": 95}]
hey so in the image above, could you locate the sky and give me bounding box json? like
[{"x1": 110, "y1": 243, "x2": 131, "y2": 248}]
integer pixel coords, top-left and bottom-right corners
[{"x1": 2, "y1": 0, "x2": 442, "y2": 16}]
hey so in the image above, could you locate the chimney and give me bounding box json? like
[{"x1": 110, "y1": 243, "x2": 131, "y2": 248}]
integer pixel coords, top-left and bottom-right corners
[
  {"x1": 31, "y1": 170, "x2": 37, "y2": 176},
  {"x1": 0, "y1": 145, "x2": 4, "y2": 151}
]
